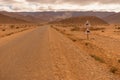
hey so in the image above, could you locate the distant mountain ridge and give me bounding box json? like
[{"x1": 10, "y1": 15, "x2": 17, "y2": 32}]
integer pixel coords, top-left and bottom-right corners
[
  {"x1": 103, "y1": 12, "x2": 120, "y2": 24},
  {"x1": 0, "y1": 11, "x2": 116, "y2": 24},
  {"x1": 0, "y1": 13, "x2": 29, "y2": 24}
]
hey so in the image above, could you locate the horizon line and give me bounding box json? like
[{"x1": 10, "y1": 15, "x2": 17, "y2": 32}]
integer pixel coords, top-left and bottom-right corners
[{"x1": 0, "y1": 10, "x2": 119, "y2": 13}]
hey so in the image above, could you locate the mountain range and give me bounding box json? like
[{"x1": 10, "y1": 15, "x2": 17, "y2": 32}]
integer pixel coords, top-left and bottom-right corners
[{"x1": 0, "y1": 11, "x2": 119, "y2": 24}]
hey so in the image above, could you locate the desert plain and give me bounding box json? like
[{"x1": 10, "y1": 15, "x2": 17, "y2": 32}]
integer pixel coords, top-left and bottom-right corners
[{"x1": 0, "y1": 11, "x2": 120, "y2": 80}]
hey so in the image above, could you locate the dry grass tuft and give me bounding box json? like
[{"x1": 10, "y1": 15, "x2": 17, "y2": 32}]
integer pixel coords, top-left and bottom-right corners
[
  {"x1": 110, "y1": 67, "x2": 118, "y2": 74},
  {"x1": 90, "y1": 54, "x2": 105, "y2": 63}
]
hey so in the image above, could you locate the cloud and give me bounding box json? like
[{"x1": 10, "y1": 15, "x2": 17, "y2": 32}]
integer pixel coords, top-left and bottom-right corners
[
  {"x1": 27, "y1": 0, "x2": 120, "y2": 5},
  {"x1": 0, "y1": 5, "x2": 12, "y2": 11},
  {"x1": 0, "y1": 0, "x2": 38, "y2": 11},
  {"x1": 0, "y1": 0, "x2": 120, "y2": 12}
]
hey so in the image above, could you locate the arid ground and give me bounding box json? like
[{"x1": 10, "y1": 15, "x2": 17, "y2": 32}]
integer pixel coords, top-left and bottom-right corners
[
  {"x1": 0, "y1": 23, "x2": 119, "y2": 80},
  {"x1": 51, "y1": 23, "x2": 120, "y2": 80},
  {"x1": 0, "y1": 11, "x2": 120, "y2": 80}
]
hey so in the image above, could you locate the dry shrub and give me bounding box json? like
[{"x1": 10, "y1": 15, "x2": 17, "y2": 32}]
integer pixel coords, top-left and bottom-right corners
[
  {"x1": 118, "y1": 59, "x2": 120, "y2": 63},
  {"x1": 90, "y1": 54, "x2": 105, "y2": 63},
  {"x1": 90, "y1": 27, "x2": 105, "y2": 31},
  {"x1": 101, "y1": 30, "x2": 105, "y2": 32},
  {"x1": 115, "y1": 27, "x2": 120, "y2": 29},
  {"x1": 50, "y1": 25, "x2": 53, "y2": 27},
  {"x1": 71, "y1": 26, "x2": 80, "y2": 31},
  {"x1": 2, "y1": 29, "x2": 6, "y2": 31},
  {"x1": 68, "y1": 37, "x2": 77, "y2": 42},
  {"x1": 110, "y1": 67, "x2": 118, "y2": 74},
  {"x1": 16, "y1": 27, "x2": 19, "y2": 29},
  {"x1": 10, "y1": 25, "x2": 15, "y2": 29},
  {"x1": 85, "y1": 42, "x2": 89, "y2": 46}
]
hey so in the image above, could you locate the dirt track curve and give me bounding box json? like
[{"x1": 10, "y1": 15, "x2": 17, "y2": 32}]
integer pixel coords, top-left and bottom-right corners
[{"x1": 0, "y1": 26, "x2": 118, "y2": 80}]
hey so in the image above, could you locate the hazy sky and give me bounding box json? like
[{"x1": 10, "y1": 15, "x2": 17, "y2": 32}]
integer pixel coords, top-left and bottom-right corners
[{"x1": 0, "y1": 0, "x2": 120, "y2": 12}]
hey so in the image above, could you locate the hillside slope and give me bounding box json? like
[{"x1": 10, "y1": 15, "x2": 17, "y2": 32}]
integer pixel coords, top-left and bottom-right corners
[
  {"x1": 51, "y1": 16, "x2": 109, "y2": 26},
  {"x1": 0, "y1": 13, "x2": 29, "y2": 24},
  {"x1": 103, "y1": 12, "x2": 120, "y2": 24},
  {"x1": 0, "y1": 11, "x2": 115, "y2": 24}
]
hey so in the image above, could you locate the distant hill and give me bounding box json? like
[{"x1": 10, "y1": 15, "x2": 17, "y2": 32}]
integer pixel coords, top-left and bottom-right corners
[
  {"x1": 0, "y1": 11, "x2": 40, "y2": 23},
  {"x1": 20, "y1": 11, "x2": 114, "y2": 18},
  {"x1": 70, "y1": 11, "x2": 115, "y2": 18},
  {"x1": 103, "y1": 12, "x2": 120, "y2": 24},
  {"x1": 51, "y1": 16, "x2": 109, "y2": 26},
  {"x1": 0, "y1": 11, "x2": 72, "y2": 23},
  {"x1": 0, "y1": 13, "x2": 29, "y2": 24},
  {"x1": 0, "y1": 11, "x2": 115, "y2": 24},
  {"x1": 19, "y1": 11, "x2": 114, "y2": 22}
]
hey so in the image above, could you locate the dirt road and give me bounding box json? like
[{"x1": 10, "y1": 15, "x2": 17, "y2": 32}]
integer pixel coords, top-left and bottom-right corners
[
  {"x1": 0, "y1": 26, "x2": 53, "y2": 80},
  {"x1": 0, "y1": 26, "x2": 117, "y2": 80}
]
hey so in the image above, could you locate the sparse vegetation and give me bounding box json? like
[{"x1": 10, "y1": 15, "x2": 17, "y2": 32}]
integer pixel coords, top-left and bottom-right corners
[
  {"x1": 117, "y1": 27, "x2": 120, "y2": 29},
  {"x1": 51, "y1": 19, "x2": 120, "y2": 78},
  {"x1": 118, "y1": 59, "x2": 120, "y2": 63},
  {"x1": 69, "y1": 38, "x2": 77, "y2": 42},
  {"x1": 71, "y1": 26, "x2": 80, "y2": 31},
  {"x1": 85, "y1": 42, "x2": 89, "y2": 46},
  {"x1": 115, "y1": 26, "x2": 120, "y2": 29},
  {"x1": 16, "y1": 27, "x2": 19, "y2": 29},
  {"x1": 110, "y1": 67, "x2": 118, "y2": 74},
  {"x1": 0, "y1": 24, "x2": 37, "y2": 38},
  {"x1": 101, "y1": 30, "x2": 104, "y2": 32},
  {"x1": 2, "y1": 29, "x2": 6, "y2": 31},
  {"x1": 90, "y1": 27, "x2": 105, "y2": 31},
  {"x1": 90, "y1": 54, "x2": 105, "y2": 63},
  {"x1": 10, "y1": 25, "x2": 15, "y2": 29},
  {"x1": 50, "y1": 25, "x2": 53, "y2": 28}
]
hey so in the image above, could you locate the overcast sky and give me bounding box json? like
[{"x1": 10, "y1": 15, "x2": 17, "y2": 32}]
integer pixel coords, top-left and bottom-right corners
[{"x1": 0, "y1": 0, "x2": 120, "y2": 12}]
